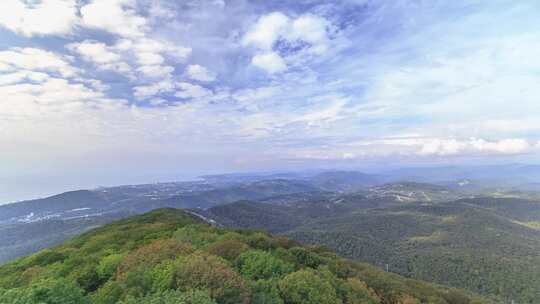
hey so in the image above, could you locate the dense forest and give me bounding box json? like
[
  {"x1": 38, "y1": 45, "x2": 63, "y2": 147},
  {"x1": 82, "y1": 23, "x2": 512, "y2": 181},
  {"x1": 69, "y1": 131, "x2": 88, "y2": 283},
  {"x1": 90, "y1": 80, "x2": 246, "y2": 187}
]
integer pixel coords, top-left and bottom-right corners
[
  {"x1": 0, "y1": 208, "x2": 489, "y2": 304},
  {"x1": 201, "y1": 198, "x2": 540, "y2": 303}
]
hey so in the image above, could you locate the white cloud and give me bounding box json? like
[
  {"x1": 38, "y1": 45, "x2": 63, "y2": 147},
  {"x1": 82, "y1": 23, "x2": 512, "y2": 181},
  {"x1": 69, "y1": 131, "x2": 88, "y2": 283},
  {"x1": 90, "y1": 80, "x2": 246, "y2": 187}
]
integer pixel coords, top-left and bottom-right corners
[
  {"x1": 80, "y1": 0, "x2": 147, "y2": 38},
  {"x1": 137, "y1": 65, "x2": 175, "y2": 79},
  {"x1": 470, "y1": 138, "x2": 531, "y2": 154},
  {"x1": 67, "y1": 40, "x2": 134, "y2": 76},
  {"x1": 0, "y1": 48, "x2": 78, "y2": 78},
  {"x1": 175, "y1": 82, "x2": 213, "y2": 99},
  {"x1": 0, "y1": 0, "x2": 78, "y2": 37},
  {"x1": 5, "y1": 78, "x2": 103, "y2": 104},
  {"x1": 242, "y1": 12, "x2": 333, "y2": 73},
  {"x1": 290, "y1": 96, "x2": 349, "y2": 126},
  {"x1": 285, "y1": 136, "x2": 539, "y2": 162},
  {"x1": 0, "y1": 71, "x2": 49, "y2": 85},
  {"x1": 116, "y1": 38, "x2": 191, "y2": 61},
  {"x1": 242, "y1": 12, "x2": 290, "y2": 50},
  {"x1": 133, "y1": 81, "x2": 175, "y2": 100},
  {"x1": 362, "y1": 31, "x2": 540, "y2": 137},
  {"x1": 232, "y1": 86, "x2": 279, "y2": 103},
  {"x1": 287, "y1": 14, "x2": 330, "y2": 55},
  {"x1": 185, "y1": 65, "x2": 216, "y2": 82},
  {"x1": 136, "y1": 52, "x2": 165, "y2": 66},
  {"x1": 135, "y1": 81, "x2": 221, "y2": 101},
  {"x1": 67, "y1": 37, "x2": 190, "y2": 82},
  {"x1": 419, "y1": 139, "x2": 467, "y2": 156},
  {"x1": 67, "y1": 40, "x2": 120, "y2": 64},
  {"x1": 251, "y1": 52, "x2": 287, "y2": 74},
  {"x1": 357, "y1": 137, "x2": 535, "y2": 157}
]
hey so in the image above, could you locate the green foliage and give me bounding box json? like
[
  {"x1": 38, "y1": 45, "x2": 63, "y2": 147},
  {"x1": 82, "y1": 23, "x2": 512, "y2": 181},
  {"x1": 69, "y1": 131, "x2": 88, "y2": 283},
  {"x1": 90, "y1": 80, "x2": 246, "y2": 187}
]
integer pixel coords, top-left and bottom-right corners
[
  {"x1": 248, "y1": 279, "x2": 284, "y2": 304},
  {"x1": 342, "y1": 278, "x2": 380, "y2": 304},
  {"x1": 278, "y1": 269, "x2": 340, "y2": 304},
  {"x1": 208, "y1": 198, "x2": 540, "y2": 303},
  {"x1": 206, "y1": 239, "x2": 250, "y2": 261},
  {"x1": 174, "y1": 225, "x2": 219, "y2": 248},
  {"x1": 90, "y1": 281, "x2": 123, "y2": 304},
  {"x1": 246, "y1": 232, "x2": 278, "y2": 251},
  {"x1": 236, "y1": 250, "x2": 293, "y2": 280},
  {"x1": 174, "y1": 253, "x2": 250, "y2": 304},
  {"x1": 116, "y1": 239, "x2": 193, "y2": 278},
  {"x1": 25, "y1": 250, "x2": 66, "y2": 267},
  {"x1": 0, "y1": 279, "x2": 90, "y2": 304},
  {"x1": 97, "y1": 253, "x2": 124, "y2": 280},
  {"x1": 68, "y1": 263, "x2": 102, "y2": 293},
  {"x1": 145, "y1": 260, "x2": 176, "y2": 293},
  {"x1": 288, "y1": 247, "x2": 322, "y2": 269},
  {"x1": 120, "y1": 289, "x2": 216, "y2": 304},
  {"x1": 0, "y1": 208, "x2": 490, "y2": 304}
]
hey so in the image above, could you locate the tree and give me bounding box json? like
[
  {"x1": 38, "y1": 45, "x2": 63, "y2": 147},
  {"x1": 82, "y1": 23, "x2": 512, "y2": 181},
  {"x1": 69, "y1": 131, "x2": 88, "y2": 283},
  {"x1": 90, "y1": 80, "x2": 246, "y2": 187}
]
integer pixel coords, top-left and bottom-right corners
[
  {"x1": 69, "y1": 264, "x2": 102, "y2": 293},
  {"x1": 248, "y1": 279, "x2": 284, "y2": 304},
  {"x1": 342, "y1": 278, "x2": 380, "y2": 304},
  {"x1": 174, "y1": 254, "x2": 250, "y2": 304},
  {"x1": 288, "y1": 247, "x2": 322, "y2": 269},
  {"x1": 236, "y1": 250, "x2": 293, "y2": 280},
  {"x1": 90, "y1": 281, "x2": 124, "y2": 304},
  {"x1": 117, "y1": 239, "x2": 193, "y2": 278},
  {"x1": 278, "y1": 269, "x2": 340, "y2": 304},
  {"x1": 97, "y1": 254, "x2": 125, "y2": 280},
  {"x1": 207, "y1": 239, "x2": 250, "y2": 261},
  {"x1": 120, "y1": 289, "x2": 216, "y2": 304},
  {"x1": 0, "y1": 279, "x2": 90, "y2": 304}
]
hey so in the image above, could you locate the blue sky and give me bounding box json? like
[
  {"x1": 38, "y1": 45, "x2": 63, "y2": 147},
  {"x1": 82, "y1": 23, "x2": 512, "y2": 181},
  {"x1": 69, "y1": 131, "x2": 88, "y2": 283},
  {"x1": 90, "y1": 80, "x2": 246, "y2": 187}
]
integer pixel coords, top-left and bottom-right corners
[{"x1": 0, "y1": 0, "x2": 539, "y2": 201}]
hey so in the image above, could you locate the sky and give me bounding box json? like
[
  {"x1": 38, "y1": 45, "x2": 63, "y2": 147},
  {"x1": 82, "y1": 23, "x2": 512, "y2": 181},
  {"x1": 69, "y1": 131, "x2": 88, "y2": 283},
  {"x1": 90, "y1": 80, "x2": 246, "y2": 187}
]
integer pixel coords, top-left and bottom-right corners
[{"x1": 0, "y1": 0, "x2": 540, "y2": 202}]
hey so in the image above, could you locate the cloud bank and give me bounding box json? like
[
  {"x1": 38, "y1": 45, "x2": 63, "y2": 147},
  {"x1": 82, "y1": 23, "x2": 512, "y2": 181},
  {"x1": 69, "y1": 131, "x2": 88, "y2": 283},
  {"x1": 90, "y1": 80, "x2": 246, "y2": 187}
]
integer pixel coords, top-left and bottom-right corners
[{"x1": 0, "y1": 0, "x2": 538, "y2": 201}]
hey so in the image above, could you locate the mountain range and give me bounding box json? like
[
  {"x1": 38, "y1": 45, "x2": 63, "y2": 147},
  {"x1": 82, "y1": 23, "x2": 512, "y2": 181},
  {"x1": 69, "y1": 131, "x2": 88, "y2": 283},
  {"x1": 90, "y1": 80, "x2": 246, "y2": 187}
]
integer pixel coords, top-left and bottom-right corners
[{"x1": 1, "y1": 164, "x2": 540, "y2": 302}]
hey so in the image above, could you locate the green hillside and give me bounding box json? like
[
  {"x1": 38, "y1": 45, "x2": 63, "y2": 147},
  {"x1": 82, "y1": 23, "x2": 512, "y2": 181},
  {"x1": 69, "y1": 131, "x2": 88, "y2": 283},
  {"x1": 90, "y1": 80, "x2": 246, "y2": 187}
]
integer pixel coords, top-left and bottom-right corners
[
  {"x1": 201, "y1": 198, "x2": 540, "y2": 303},
  {"x1": 0, "y1": 208, "x2": 489, "y2": 304}
]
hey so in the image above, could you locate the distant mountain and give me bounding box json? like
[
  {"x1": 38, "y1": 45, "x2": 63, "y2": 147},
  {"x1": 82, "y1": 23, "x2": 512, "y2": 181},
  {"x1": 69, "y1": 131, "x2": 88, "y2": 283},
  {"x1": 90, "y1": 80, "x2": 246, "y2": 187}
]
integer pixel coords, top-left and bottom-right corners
[
  {"x1": 0, "y1": 208, "x2": 490, "y2": 304},
  {"x1": 0, "y1": 190, "x2": 109, "y2": 223},
  {"x1": 457, "y1": 197, "x2": 540, "y2": 222},
  {"x1": 366, "y1": 182, "x2": 461, "y2": 203},
  {"x1": 383, "y1": 164, "x2": 540, "y2": 186},
  {"x1": 0, "y1": 212, "x2": 128, "y2": 263},
  {"x1": 308, "y1": 171, "x2": 384, "y2": 192},
  {"x1": 0, "y1": 178, "x2": 323, "y2": 263}
]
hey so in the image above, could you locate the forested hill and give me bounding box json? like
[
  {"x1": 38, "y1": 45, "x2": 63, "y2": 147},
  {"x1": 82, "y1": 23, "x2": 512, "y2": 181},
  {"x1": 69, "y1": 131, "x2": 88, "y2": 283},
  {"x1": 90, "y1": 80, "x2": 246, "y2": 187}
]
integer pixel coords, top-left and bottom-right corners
[
  {"x1": 200, "y1": 199, "x2": 540, "y2": 303},
  {"x1": 0, "y1": 208, "x2": 490, "y2": 304}
]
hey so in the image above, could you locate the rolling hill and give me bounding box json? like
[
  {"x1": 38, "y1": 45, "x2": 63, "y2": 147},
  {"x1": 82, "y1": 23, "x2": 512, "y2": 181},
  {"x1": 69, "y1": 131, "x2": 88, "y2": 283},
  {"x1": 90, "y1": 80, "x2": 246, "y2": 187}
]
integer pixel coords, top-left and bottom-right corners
[
  {"x1": 0, "y1": 208, "x2": 490, "y2": 304},
  {"x1": 1, "y1": 170, "x2": 540, "y2": 302},
  {"x1": 200, "y1": 197, "x2": 540, "y2": 303}
]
